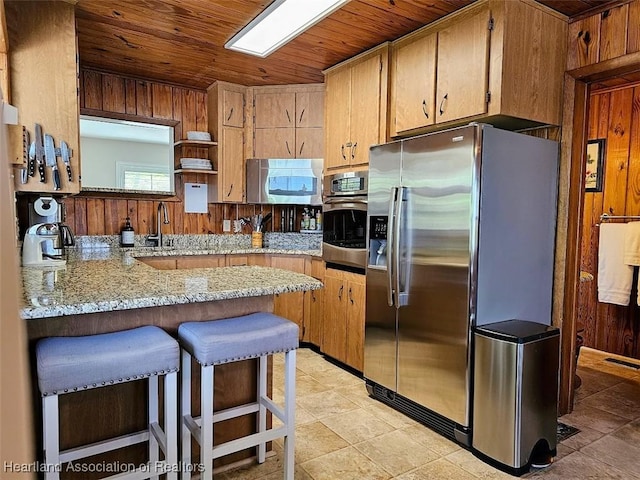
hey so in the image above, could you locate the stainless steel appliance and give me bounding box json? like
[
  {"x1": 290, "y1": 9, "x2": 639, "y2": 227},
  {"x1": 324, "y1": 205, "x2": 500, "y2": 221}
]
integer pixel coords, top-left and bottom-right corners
[
  {"x1": 322, "y1": 171, "x2": 368, "y2": 271},
  {"x1": 364, "y1": 124, "x2": 559, "y2": 447},
  {"x1": 246, "y1": 158, "x2": 322, "y2": 205},
  {"x1": 473, "y1": 320, "x2": 559, "y2": 474},
  {"x1": 26, "y1": 196, "x2": 75, "y2": 256}
]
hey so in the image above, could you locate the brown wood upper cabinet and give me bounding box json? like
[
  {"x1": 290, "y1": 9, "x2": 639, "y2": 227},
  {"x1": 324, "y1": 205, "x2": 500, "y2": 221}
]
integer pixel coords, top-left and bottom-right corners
[
  {"x1": 324, "y1": 44, "x2": 389, "y2": 171},
  {"x1": 389, "y1": 0, "x2": 567, "y2": 137},
  {"x1": 208, "y1": 81, "x2": 246, "y2": 203},
  {"x1": 7, "y1": 1, "x2": 80, "y2": 194},
  {"x1": 252, "y1": 85, "x2": 324, "y2": 159}
]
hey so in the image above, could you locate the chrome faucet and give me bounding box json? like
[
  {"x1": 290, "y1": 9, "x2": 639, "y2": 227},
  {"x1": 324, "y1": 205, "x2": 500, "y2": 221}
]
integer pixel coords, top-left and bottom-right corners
[{"x1": 147, "y1": 201, "x2": 170, "y2": 247}]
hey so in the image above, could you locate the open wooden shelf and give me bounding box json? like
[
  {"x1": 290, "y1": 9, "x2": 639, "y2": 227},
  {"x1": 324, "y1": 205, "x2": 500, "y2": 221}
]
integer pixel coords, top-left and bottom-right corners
[
  {"x1": 174, "y1": 140, "x2": 217, "y2": 148},
  {"x1": 174, "y1": 169, "x2": 218, "y2": 175}
]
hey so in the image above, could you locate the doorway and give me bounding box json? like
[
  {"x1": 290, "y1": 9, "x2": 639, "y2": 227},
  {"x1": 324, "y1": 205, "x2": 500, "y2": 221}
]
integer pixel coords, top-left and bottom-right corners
[{"x1": 577, "y1": 81, "x2": 640, "y2": 360}]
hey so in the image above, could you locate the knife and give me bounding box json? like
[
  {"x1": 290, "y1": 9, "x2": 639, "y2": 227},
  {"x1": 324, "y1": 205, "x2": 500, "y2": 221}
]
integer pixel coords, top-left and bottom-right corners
[
  {"x1": 44, "y1": 134, "x2": 61, "y2": 190},
  {"x1": 60, "y1": 140, "x2": 72, "y2": 182},
  {"x1": 28, "y1": 141, "x2": 36, "y2": 178},
  {"x1": 23, "y1": 128, "x2": 33, "y2": 178},
  {"x1": 34, "y1": 123, "x2": 46, "y2": 183}
]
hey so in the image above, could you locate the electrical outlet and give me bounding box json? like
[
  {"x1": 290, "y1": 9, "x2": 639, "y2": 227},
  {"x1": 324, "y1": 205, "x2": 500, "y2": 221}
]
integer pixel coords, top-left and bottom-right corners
[{"x1": 223, "y1": 219, "x2": 231, "y2": 232}]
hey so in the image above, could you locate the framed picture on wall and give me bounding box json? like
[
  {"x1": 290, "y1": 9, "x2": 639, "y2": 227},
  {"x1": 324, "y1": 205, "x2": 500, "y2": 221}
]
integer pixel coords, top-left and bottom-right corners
[{"x1": 585, "y1": 139, "x2": 605, "y2": 192}]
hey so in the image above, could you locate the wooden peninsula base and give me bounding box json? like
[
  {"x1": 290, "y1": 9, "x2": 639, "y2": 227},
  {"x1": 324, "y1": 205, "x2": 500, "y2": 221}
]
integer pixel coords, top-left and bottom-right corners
[{"x1": 26, "y1": 296, "x2": 274, "y2": 479}]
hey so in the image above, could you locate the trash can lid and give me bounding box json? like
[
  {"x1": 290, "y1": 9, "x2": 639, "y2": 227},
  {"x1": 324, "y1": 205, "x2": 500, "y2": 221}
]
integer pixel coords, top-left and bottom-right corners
[{"x1": 475, "y1": 319, "x2": 559, "y2": 344}]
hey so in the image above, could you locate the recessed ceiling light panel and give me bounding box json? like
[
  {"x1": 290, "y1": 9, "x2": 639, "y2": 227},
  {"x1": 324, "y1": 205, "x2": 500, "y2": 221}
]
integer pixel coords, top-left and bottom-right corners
[{"x1": 225, "y1": 0, "x2": 350, "y2": 57}]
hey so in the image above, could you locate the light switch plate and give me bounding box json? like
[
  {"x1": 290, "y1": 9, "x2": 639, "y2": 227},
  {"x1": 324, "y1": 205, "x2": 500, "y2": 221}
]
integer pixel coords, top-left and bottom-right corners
[{"x1": 223, "y1": 219, "x2": 231, "y2": 232}]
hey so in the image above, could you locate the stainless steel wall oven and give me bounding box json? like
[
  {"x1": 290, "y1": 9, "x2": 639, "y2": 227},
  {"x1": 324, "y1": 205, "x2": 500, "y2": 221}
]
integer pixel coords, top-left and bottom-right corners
[{"x1": 322, "y1": 171, "x2": 368, "y2": 271}]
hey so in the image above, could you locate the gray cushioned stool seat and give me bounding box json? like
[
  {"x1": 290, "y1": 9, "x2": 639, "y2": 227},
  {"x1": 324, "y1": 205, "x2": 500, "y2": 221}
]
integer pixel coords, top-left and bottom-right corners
[
  {"x1": 178, "y1": 312, "x2": 299, "y2": 366},
  {"x1": 36, "y1": 326, "x2": 180, "y2": 396}
]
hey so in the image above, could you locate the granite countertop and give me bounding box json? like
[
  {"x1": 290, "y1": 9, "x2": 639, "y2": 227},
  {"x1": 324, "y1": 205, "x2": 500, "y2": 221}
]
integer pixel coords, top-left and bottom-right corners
[{"x1": 20, "y1": 247, "x2": 323, "y2": 320}]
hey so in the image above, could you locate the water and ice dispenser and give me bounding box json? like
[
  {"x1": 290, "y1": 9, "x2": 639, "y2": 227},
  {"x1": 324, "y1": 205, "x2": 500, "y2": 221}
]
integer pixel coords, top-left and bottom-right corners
[{"x1": 368, "y1": 216, "x2": 388, "y2": 267}]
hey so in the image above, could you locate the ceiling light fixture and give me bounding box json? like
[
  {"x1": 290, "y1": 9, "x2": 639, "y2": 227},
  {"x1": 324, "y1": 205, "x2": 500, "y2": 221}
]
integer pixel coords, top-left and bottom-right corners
[{"x1": 225, "y1": 0, "x2": 349, "y2": 58}]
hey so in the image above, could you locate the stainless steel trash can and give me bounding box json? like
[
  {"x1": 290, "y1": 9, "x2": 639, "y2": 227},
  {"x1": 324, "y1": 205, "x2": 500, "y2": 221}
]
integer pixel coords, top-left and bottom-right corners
[{"x1": 473, "y1": 320, "x2": 560, "y2": 475}]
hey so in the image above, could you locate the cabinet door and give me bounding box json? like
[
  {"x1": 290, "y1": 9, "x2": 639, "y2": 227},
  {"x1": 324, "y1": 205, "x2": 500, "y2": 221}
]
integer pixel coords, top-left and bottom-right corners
[
  {"x1": 393, "y1": 33, "x2": 436, "y2": 134},
  {"x1": 349, "y1": 55, "x2": 382, "y2": 166},
  {"x1": 254, "y1": 92, "x2": 295, "y2": 128},
  {"x1": 272, "y1": 256, "x2": 307, "y2": 339},
  {"x1": 254, "y1": 128, "x2": 295, "y2": 158},
  {"x1": 10, "y1": 1, "x2": 80, "y2": 194},
  {"x1": 436, "y1": 10, "x2": 490, "y2": 123},
  {"x1": 304, "y1": 257, "x2": 325, "y2": 346},
  {"x1": 322, "y1": 271, "x2": 347, "y2": 362},
  {"x1": 220, "y1": 126, "x2": 244, "y2": 202},
  {"x1": 295, "y1": 128, "x2": 323, "y2": 158},
  {"x1": 324, "y1": 68, "x2": 351, "y2": 170},
  {"x1": 274, "y1": 291, "x2": 305, "y2": 339},
  {"x1": 305, "y1": 286, "x2": 324, "y2": 346},
  {"x1": 176, "y1": 255, "x2": 225, "y2": 269},
  {"x1": 226, "y1": 255, "x2": 248, "y2": 266},
  {"x1": 345, "y1": 275, "x2": 366, "y2": 371},
  {"x1": 296, "y1": 91, "x2": 324, "y2": 128},
  {"x1": 223, "y1": 90, "x2": 245, "y2": 127}
]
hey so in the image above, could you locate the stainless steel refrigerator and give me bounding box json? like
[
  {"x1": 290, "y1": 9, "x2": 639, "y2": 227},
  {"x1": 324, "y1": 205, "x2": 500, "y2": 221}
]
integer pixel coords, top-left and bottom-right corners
[{"x1": 364, "y1": 124, "x2": 559, "y2": 445}]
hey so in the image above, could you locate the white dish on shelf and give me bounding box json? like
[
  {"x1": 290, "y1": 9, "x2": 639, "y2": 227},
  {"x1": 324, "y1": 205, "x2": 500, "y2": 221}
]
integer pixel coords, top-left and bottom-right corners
[
  {"x1": 186, "y1": 131, "x2": 212, "y2": 141},
  {"x1": 180, "y1": 157, "x2": 211, "y2": 164}
]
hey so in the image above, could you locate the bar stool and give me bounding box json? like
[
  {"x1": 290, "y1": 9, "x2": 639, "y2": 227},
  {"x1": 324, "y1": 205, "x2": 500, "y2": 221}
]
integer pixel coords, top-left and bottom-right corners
[
  {"x1": 178, "y1": 312, "x2": 298, "y2": 480},
  {"x1": 35, "y1": 326, "x2": 180, "y2": 480}
]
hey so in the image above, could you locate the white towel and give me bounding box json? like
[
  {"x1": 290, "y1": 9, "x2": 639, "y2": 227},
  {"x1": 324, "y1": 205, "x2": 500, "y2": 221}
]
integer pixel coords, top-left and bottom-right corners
[
  {"x1": 598, "y1": 223, "x2": 634, "y2": 306},
  {"x1": 623, "y1": 222, "x2": 640, "y2": 266}
]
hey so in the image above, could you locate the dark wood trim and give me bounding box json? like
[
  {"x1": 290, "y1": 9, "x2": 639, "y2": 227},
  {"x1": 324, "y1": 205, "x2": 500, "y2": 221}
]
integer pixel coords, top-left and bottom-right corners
[
  {"x1": 568, "y1": 51, "x2": 640, "y2": 82},
  {"x1": 80, "y1": 107, "x2": 181, "y2": 126},
  {"x1": 567, "y1": 0, "x2": 635, "y2": 23},
  {"x1": 558, "y1": 75, "x2": 589, "y2": 414}
]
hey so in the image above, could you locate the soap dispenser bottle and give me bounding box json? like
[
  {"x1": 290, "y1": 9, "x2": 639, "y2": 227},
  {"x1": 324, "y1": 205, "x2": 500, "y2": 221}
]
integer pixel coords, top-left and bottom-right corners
[{"x1": 120, "y1": 217, "x2": 135, "y2": 247}]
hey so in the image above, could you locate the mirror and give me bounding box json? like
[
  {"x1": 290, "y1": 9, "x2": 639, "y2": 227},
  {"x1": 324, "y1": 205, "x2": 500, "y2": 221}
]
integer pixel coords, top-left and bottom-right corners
[{"x1": 79, "y1": 115, "x2": 175, "y2": 194}]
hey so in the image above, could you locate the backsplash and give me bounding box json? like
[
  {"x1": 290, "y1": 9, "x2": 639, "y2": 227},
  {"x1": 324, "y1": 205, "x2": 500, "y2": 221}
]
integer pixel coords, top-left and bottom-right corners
[{"x1": 73, "y1": 232, "x2": 322, "y2": 250}]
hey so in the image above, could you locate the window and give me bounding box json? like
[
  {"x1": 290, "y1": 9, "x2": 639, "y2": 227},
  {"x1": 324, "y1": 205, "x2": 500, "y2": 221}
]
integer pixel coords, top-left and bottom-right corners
[{"x1": 116, "y1": 163, "x2": 171, "y2": 192}]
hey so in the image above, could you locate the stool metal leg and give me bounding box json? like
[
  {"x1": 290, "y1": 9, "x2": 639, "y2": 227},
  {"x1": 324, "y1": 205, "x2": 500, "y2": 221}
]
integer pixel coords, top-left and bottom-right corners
[
  {"x1": 284, "y1": 350, "x2": 296, "y2": 480},
  {"x1": 42, "y1": 395, "x2": 60, "y2": 480},
  {"x1": 164, "y1": 371, "x2": 178, "y2": 480},
  {"x1": 200, "y1": 364, "x2": 215, "y2": 480},
  {"x1": 181, "y1": 350, "x2": 192, "y2": 480},
  {"x1": 257, "y1": 355, "x2": 267, "y2": 464},
  {"x1": 149, "y1": 375, "x2": 160, "y2": 480}
]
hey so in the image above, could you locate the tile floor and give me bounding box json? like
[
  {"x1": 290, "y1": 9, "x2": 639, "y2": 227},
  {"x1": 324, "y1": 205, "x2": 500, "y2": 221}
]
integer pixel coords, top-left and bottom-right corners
[{"x1": 218, "y1": 346, "x2": 640, "y2": 480}]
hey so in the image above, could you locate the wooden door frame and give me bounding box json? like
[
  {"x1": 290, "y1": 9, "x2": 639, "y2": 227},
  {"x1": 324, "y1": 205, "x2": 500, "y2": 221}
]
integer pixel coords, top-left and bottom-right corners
[{"x1": 559, "y1": 52, "x2": 640, "y2": 414}]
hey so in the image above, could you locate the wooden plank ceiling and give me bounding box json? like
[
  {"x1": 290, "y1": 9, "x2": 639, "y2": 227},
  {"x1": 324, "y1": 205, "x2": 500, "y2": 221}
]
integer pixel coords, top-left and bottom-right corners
[{"x1": 12, "y1": 0, "x2": 613, "y2": 90}]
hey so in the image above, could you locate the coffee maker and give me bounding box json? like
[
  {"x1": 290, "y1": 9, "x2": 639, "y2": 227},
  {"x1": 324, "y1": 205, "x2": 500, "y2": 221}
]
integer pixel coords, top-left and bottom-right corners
[{"x1": 26, "y1": 196, "x2": 75, "y2": 256}]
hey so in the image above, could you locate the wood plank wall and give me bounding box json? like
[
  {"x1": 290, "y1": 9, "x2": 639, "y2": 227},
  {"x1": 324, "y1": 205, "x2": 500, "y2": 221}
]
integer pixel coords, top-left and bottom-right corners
[
  {"x1": 567, "y1": 0, "x2": 640, "y2": 70},
  {"x1": 54, "y1": 69, "x2": 300, "y2": 236},
  {"x1": 578, "y1": 83, "x2": 640, "y2": 358}
]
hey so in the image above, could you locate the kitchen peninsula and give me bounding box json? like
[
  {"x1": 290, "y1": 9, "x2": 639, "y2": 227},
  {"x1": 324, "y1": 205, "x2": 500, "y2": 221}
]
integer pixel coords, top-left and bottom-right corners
[{"x1": 20, "y1": 246, "x2": 323, "y2": 477}]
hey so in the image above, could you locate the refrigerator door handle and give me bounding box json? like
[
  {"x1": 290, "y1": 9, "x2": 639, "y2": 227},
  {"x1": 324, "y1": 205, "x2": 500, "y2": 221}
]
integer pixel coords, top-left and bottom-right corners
[
  {"x1": 394, "y1": 186, "x2": 407, "y2": 307},
  {"x1": 386, "y1": 187, "x2": 398, "y2": 307}
]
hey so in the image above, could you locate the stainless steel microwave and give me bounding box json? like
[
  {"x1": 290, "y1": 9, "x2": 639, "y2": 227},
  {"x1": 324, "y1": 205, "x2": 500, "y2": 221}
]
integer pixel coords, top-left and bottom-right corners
[{"x1": 246, "y1": 158, "x2": 323, "y2": 205}]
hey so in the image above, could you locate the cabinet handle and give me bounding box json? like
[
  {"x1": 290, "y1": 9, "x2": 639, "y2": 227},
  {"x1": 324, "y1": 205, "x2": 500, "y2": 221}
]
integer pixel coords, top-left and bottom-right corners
[
  {"x1": 422, "y1": 99, "x2": 429, "y2": 118},
  {"x1": 439, "y1": 94, "x2": 448, "y2": 116},
  {"x1": 285, "y1": 140, "x2": 292, "y2": 156},
  {"x1": 299, "y1": 141, "x2": 305, "y2": 156},
  {"x1": 341, "y1": 144, "x2": 347, "y2": 160},
  {"x1": 351, "y1": 142, "x2": 357, "y2": 160},
  {"x1": 226, "y1": 107, "x2": 234, "y2": 122},
  {"x1": 338, "y1": 285, "x2": 343, "y2": 300},
  {"x1": 349, "y1": 287, "x2": 354, "y2": 304},
  {"x1": 311, "y1": 291, "x2": 316, "y2": 302},
  {"x1": 286, "y1": 109, "x2": 291, "y2": 124},
  {"x1": 299, "y1": 108, "x2": 305, "y2": 124},
  {"x1": 227, "y1": 183, "x2": 233, "y2": 197}
]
